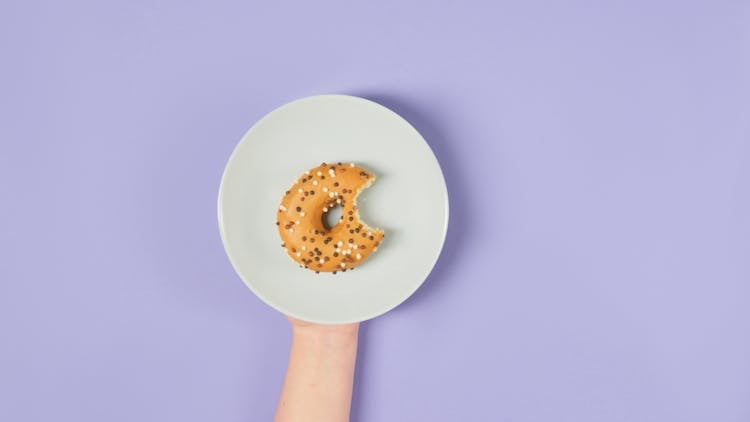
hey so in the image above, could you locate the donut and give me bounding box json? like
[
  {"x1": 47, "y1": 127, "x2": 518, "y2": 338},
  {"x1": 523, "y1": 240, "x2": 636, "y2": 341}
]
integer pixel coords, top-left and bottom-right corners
[{"x1": 277, "y1": 162, "x2": 385, "y2": 274}]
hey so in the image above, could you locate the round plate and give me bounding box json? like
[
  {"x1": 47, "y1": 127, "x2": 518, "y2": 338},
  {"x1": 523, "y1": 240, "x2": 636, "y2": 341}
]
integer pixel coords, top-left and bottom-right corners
[{"x1": 218, "y1": 95, "x2": 448, "y2": 324}]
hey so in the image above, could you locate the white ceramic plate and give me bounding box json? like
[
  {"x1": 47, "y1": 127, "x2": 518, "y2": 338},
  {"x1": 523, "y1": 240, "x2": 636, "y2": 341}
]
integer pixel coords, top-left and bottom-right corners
[{"x1": 218, "y1": 95, "x2": 448, "y2": 324}]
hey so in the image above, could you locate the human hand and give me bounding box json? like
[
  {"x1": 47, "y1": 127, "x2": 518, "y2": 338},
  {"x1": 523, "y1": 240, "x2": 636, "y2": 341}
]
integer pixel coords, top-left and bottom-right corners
[
  {"x1": 275, "y1": 316, "x2": 360, "y2": 422},
  {"x1": 287, "y1": 316, "x2": 359, "y2": 337}
]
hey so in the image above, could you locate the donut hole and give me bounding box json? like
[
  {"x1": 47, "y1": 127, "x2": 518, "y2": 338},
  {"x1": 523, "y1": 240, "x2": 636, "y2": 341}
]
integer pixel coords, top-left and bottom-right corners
[{"x1": 321, "y1": 204, "x2": 343, "y2": 231}]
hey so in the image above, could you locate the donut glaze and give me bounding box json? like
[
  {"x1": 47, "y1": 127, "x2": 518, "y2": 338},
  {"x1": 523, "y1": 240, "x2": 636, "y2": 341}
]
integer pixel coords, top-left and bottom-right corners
[{"x1": 277, "y1": 162, "x2": 384, "y2": 274}]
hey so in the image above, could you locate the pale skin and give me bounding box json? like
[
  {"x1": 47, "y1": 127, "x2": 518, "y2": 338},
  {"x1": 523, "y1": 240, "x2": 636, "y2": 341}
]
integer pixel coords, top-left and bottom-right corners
[{"x1": 274, "y1": 317, "x2": 360, "y2": 422}]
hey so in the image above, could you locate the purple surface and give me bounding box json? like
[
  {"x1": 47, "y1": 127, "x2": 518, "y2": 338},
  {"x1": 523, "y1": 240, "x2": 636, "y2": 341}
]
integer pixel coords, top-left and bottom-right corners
[{"x1": 1, "y1": 1, "x2": 749, "y2": 421}]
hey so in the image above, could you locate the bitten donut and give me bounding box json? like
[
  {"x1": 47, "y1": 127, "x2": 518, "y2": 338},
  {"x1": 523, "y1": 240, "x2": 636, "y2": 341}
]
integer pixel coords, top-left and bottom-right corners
[{"x1": 277, "y1": 162, "x2": 385, "y2": 274}]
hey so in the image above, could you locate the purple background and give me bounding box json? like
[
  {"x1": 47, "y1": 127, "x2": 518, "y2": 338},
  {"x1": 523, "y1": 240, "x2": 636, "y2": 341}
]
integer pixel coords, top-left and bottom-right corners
[{"x1": 1, "y1": 1, "x2": 749, "y2": 421}]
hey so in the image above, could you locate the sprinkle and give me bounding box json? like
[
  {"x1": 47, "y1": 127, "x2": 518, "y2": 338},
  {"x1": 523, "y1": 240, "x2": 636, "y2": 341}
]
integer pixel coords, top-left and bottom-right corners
[
  {"x1": 322, "y1": 207, "x2": 328, "y2": 212},
  {"x1": 305, "y1": 171, "x2": 311, "y2": 175},
  {"x1": 336, "y1": 199, "x2": 341, "y2": 204},
  {"x1": 356, "y1": 253, "x2": 362, "y2": 260},
  {"x1": 319, "y1": 258, "x2": 325, "y2": 264},
  {"x1": 329, "y1": 192, "x2": 335, "y2": 198},
  {"x1": 295, "y1": 220, "x2": 300, "y2": 225},
  {"x1": 340, "y1": 262, "x2": 346, "y2": 268},
  {"x1": 337, "y1": 241, "x2": 343, "y2": 247},
  {"x1": 335, "y1": 248, "x2": 341, "y2": 253},
  {"x1": 300, "y1": 212, "x2": 305, "y2": 217},
  {"x1": 316, "y1": 171, "x2": 322, "y2": 176},
  {"x1": 352, "y1": 244, "x2": 358, "y2": 249},
  {"x1": 279, "y1": 205, "x2": 287, "y2": 211},
  {"x1": 297, "y1": 188, "x2": 303, "y2": 193},
  {"x1": 322, "y1": 187, "x2": 328, "y2": 192},
  {"x1": 288, "y1": 228, "x2": 294, "y2": 233},
  {"x1": 350, "y1": 163, "x2": 355, "y2": 167},
  {"x1": 301, "y1": 246, "x2": 306, "y2": 251},
  {"x1": 296, "y1": 252, "x2": 301, "y2": 257},
  {"x1": 312, "y1": 180, "x2": 319, "y2": 186},
  {"x1": 328, "y1": 169, "x2": 336, "y2": 177}
]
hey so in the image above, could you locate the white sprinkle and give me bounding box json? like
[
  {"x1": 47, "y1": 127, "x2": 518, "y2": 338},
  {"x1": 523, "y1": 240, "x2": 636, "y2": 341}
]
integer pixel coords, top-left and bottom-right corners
[
  {"x1": 337, "y1": 241, "x2": 343, "y2": 247},
  {"x1": 328, "y1": 169, "x2": 336, "y2": 177},
  {"x1": 316, "y1": 171, "x2": 322, "y2": 176},
  {"x1": 312, "y1": 180, "x2": 319, "y2": 186},
  {"x1": 297, "y1": 188, "x2": 303, "y2": 193},
  {"x1": 295, "y1": 220, "x2": 300, "y2": 225},
  {"x1": 296, "y1": 252, "x2": 301, "y2": 257},
  {"x1": 305, "y1": 171, "x2": 311, "y2": 175},
  {"x1": 279, "y1": 205, "x2": 287, "y2": 211},
  {"x1": 288, "y1": 228, "x2": 294, "y2": 233},
  {"x1": 367, "y1": 231, "x2": 372, "y2": 236},
  {"x1": 340, "y1": 263, "x2": 346, "y2": 268},
  {"x1": 336, "y1": 198, "x2": 341, "y2": 204},
  {"x1": 356, "y1": 253, "x2": 362, "y2": 260},
  {"x1": 322, "y1": 187, "x2": 328, "y2": 192},
  {"x1": 329, "y1": 192, "x2": 335, "y2": 198},
  {"x1": 301, "y1": 246, "x2": 306, "y2": 251},
  {"x1": 350, "y1": 163, "x2": 355, "y2": 167},
  {"x1": 335, "y1": 248, "x2": 340, "y2": 253},
  {"x1": 346, "y1": 249, "x2": 352, "y2": 254},
  {"x1": 352, "y1": 244, "x2": 358, "y2": 249},
  {"x1": 300, "y1": 211, "x2": 305, "y2": 217},
  {"x1": 322, "y1": 207, "x2": 328, "y2": 213},
  {"x1": 319, "y1": 258, "x2": 325, "y2": 264}
]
